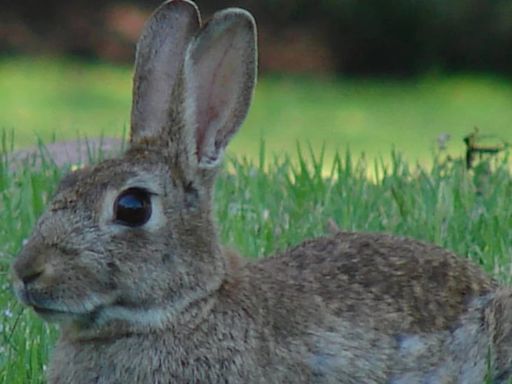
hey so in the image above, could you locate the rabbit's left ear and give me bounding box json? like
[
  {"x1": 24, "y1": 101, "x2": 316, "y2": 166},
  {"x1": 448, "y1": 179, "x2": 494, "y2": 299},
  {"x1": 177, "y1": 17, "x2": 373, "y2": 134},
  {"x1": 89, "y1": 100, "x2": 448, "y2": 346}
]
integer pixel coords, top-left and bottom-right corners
[
  {"x1": 182, "y1": 9, "x2": 257, "y2": 169},
  {"x1": 130, "y1": 0, "x2": 201, "y2": 143}
]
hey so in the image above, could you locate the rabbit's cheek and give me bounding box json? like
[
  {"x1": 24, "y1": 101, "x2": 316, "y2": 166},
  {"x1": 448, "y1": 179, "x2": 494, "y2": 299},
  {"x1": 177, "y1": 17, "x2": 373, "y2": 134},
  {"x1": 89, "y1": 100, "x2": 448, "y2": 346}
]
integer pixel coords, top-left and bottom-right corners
[{"x1": 24, "y1": 258, "x2": 112, "y2": 307}]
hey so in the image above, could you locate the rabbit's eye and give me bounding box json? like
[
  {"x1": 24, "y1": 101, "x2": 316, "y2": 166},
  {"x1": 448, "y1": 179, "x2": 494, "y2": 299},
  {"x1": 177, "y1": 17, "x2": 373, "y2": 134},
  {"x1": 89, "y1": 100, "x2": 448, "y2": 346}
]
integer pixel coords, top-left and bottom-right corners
[{"x1": 114, "y1": 188, "x2": 152, "y2": 227}]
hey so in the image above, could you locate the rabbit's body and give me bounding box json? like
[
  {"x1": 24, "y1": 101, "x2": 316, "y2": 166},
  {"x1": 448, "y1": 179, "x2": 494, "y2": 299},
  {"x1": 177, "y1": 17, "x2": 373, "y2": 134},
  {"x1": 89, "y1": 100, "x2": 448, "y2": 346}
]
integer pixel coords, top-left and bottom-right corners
[
  {"x1": 11, "y1": 0, "x2": 512, "y2": 383},
  {"x1": 48, "y1": 232, "x2": 505, "y2": 384}
]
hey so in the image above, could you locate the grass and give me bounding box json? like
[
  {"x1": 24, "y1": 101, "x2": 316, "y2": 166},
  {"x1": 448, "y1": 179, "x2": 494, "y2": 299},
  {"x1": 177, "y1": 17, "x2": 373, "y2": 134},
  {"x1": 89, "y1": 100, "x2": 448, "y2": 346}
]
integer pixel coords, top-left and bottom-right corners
[
  {"x1": 1, "y1": 56, "x2": 512, "y2": 166},
  {"x1": 1, "y1": 55, "x2": 512, "y2": 381},
  {"x1": 0, "y1": 143, "x2": 511, "y2": 382}
]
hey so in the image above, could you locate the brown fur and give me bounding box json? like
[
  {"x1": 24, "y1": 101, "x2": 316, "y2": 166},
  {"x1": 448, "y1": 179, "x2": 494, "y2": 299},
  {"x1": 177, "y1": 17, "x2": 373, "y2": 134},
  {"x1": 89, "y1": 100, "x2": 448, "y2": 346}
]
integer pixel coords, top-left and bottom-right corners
[{"x1": 11, "y1": 1, "x2": 512, "y2": 383}]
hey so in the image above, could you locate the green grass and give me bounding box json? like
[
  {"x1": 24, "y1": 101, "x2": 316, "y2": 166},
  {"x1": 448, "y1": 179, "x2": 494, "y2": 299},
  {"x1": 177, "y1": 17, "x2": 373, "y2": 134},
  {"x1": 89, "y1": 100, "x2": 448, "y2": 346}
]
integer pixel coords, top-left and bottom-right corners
[
  {"x1": 0, "y1": 145, "x2": 511, "y2": 382},
  {"x1": 1, "y1": 56, "x2": 512, "y2": 381},
  {"x1": 1, "y1": 56, "x2": 512, "y2": 165}
]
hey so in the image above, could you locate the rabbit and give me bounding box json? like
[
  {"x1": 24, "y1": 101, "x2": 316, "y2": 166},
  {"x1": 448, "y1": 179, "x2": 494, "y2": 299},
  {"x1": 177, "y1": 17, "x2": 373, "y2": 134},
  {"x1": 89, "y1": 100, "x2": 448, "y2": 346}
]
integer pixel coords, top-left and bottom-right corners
[{"x1": 10, "y1": 0, "x2": 512, "y2": 383}]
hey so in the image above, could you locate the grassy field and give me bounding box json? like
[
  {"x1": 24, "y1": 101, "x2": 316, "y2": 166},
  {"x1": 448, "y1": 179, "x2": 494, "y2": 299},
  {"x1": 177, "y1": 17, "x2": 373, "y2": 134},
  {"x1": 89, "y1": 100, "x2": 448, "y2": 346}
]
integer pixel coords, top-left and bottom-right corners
[
  {"x1": 1, "y1": 56, "x2": 512, "y2": 165},
  {"x1": 0, "y1": 147, "x2": 511, "y2": 382},
  {"x1": 1, "y1": 56, "x2": 512, "y2": 381}
]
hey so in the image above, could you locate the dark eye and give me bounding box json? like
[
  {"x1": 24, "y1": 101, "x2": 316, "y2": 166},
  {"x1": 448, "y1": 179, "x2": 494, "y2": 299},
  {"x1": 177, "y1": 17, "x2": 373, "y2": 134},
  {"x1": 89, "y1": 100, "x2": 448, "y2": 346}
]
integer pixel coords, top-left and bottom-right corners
[{"x1": 113, "y1": 188, "x2": 152, "y2": 227}]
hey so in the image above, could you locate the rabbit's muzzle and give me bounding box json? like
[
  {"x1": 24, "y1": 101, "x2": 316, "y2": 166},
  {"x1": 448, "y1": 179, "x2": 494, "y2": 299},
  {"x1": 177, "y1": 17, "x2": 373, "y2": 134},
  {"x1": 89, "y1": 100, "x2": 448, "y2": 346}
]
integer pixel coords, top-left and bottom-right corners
[
  {"x1": 12, "y1": 244, "x2": 65, "y2": 319},
  {"x1": 12, "y1": 241, "x2": 48, "y2": 301},
  {"x1": 11, "y1": 237, "x2": 111, "y2": 324},
  {"x1": 12, "y1": 235, "x2": 46, "y2": 282}
]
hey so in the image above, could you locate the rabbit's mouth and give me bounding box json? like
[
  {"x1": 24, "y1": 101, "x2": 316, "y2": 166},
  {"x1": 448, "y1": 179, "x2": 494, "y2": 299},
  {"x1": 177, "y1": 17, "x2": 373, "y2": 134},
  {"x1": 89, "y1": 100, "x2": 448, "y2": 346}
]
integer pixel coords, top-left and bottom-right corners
[
  {"x1": 17, "y1": 286, "x2": 105, "y2": 323},
  {"x1": 30, "y1": 301, "x2": 101, "y2": 324},
  {"x1": 32, "y1": 304, "x2": 68, "y2": 317},
  {"x1": 22, "y1": 300, "x2": 76, "y2": 323}
]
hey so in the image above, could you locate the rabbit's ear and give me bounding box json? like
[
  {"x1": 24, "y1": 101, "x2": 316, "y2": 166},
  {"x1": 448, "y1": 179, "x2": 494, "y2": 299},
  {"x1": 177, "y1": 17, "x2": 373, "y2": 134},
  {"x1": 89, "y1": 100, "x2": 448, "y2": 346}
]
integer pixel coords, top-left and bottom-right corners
[
  {"x1": 130, "y1": 0, "x2": 200, "y2": 143},
  {"x1": 183, "y1": 8, "x2": 257, "y2": 168}
]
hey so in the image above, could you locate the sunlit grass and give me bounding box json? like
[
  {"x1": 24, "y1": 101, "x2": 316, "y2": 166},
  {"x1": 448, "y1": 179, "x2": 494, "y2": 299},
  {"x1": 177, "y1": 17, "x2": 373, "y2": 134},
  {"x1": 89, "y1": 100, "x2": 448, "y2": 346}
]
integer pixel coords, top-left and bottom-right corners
[
  {"x1": 1, "y1": 56, "x2": 512, "y2": 381},
  {"x1": 1, "y1": 56, "x2": 512, "y2": 165},
  {"x1": 0, "y1": 144, "x2": 511, "y2": 382}
]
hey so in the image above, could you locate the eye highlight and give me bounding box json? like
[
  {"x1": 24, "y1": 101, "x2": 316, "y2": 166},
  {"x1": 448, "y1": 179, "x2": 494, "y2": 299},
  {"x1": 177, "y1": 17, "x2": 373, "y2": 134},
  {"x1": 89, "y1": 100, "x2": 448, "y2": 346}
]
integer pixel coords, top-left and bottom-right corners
[{"x1": 113, "y1": 188, "x2": 152, "y2": 227}]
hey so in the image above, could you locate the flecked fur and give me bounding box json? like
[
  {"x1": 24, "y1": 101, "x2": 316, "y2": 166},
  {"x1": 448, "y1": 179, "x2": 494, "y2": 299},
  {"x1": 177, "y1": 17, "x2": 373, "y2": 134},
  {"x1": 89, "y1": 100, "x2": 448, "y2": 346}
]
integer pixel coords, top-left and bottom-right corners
[{"x1": 11, "y1": 1, "x2": 512, "y2": 383}]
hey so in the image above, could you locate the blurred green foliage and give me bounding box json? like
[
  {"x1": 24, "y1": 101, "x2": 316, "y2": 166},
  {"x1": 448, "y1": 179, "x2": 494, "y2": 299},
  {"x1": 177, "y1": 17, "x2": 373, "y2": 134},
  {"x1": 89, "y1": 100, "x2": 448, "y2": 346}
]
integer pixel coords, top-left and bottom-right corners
[
  {"x1": 189, "y1": 0, "x2": 512, "y2": 75},
  {"x1": 203, "y1": 0, "x2": 512, "y2": 74},
  {"x1": 5, "y1": 0, "x2": 512, "y2": 75},
  {"x1": 319, "y1": 0, "x2": 512, "y2": 74}
]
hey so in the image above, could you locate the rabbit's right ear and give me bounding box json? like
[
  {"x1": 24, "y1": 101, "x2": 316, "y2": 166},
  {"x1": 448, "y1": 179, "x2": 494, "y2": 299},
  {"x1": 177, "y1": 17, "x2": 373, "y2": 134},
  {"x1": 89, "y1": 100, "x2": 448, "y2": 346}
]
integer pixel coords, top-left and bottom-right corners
[
  {"x1": 130, "y1": 0, "x2": 200, "y2": 142},
  {"x1": 182, "y1": 9, "x2": 257, "y2": 170}
]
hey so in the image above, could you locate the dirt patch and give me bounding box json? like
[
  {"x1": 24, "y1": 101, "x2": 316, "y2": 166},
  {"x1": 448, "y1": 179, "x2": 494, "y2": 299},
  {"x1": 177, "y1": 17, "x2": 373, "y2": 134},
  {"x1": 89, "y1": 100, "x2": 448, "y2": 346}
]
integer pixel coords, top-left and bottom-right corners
[{"x1": 9, "y1": 138, "x2": 123, "y2": 168}]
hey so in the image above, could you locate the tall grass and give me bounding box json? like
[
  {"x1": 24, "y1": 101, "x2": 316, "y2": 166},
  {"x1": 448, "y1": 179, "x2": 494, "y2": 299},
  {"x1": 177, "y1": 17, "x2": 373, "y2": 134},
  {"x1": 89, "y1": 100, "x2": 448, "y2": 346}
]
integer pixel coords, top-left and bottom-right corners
[{"x1": 0, "y1": 144, "x2": 511, "y2": 383}]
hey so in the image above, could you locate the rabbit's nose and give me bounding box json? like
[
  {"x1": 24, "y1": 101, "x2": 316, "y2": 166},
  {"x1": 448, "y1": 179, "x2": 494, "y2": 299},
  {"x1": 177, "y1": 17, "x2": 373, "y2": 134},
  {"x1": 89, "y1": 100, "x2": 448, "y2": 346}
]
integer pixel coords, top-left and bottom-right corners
[
  {"x1": 11, "y1": 241, "x2": 47, "y2": 286},
  {"x1": 12, "y1": 256, "x2": 46, "y2": 286},
  {"x1": 21, "y1": 269, "x2": 44, "y2": 285}
]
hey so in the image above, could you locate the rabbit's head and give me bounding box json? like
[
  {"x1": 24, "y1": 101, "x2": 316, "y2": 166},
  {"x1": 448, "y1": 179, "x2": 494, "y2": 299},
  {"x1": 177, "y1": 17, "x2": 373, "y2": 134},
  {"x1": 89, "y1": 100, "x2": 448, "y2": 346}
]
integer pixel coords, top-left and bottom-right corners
[{"x1": 11, "y1": 0, "x2": 256, "y2": 334}]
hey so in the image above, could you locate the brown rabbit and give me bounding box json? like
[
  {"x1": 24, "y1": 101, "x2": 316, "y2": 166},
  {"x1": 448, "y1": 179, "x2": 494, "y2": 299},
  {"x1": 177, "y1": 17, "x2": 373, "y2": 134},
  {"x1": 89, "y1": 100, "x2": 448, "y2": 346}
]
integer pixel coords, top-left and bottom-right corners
[{"x1": 11, "y1": 1, "x2": 512, "y2": 383}]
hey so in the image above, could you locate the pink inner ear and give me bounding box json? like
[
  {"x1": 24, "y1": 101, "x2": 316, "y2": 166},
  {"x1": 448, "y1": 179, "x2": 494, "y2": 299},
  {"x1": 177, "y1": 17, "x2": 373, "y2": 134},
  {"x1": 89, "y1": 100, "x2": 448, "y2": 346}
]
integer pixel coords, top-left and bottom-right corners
[
  {"x1": 190, "y1": 27, "x2": 245, "y2": 163},
  {"x1": 196, "y1": 104, "x2": 220, "y2": 159}
]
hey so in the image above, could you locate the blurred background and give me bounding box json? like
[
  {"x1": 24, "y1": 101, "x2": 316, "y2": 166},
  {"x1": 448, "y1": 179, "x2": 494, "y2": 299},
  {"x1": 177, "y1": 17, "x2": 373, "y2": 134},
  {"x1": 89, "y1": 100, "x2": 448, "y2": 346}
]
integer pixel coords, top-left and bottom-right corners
[{"x1": 1, "y1": 0, "x2": 512, "y2": 164}]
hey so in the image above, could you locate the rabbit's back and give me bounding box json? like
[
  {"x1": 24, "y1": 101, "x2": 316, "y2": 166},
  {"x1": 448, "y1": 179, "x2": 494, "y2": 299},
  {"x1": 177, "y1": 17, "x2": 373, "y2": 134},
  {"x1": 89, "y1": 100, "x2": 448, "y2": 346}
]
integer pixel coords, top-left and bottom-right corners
[
  {"x1": 257, "y1": 231, "x2": 495, "y2": 333},
  {"x1": 47, "y1": 232, "x2": 501, "y2": 384},
  {"x1": 232, "y1": 231, "x2": 499, "y2": 382}
]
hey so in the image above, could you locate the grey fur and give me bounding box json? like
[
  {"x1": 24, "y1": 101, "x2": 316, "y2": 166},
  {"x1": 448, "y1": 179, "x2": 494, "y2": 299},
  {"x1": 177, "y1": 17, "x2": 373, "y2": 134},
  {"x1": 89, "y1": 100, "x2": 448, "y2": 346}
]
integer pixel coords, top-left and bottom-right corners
[{"x1": 11, "y1": 1, "x2": 512, "y2": 383}]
